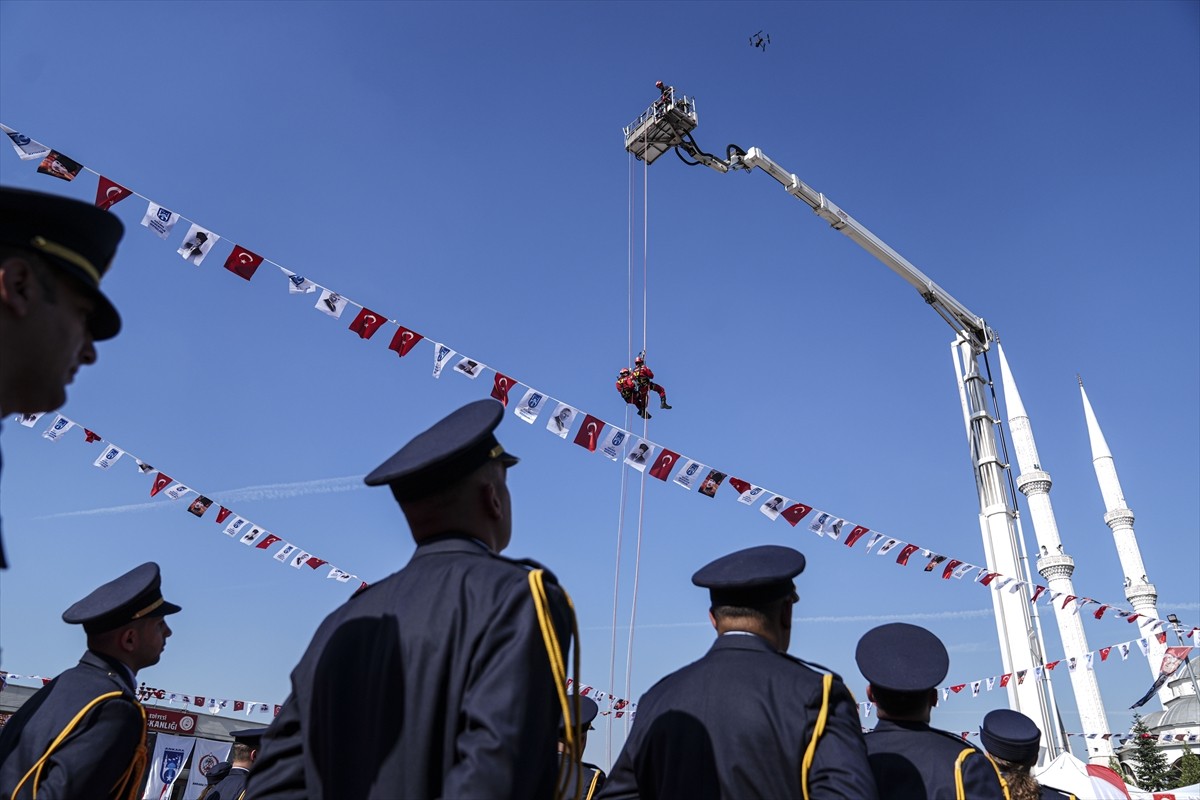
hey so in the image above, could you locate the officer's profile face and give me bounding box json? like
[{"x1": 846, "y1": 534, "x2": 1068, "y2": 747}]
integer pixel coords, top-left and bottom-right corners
[{"x1": 128, "y1": 614, "x2": 173, "y2": 669}]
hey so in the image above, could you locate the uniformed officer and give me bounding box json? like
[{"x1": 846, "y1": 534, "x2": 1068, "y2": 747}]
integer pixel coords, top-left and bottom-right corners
[
  {"x1": 204, "y1": 727, "x2": 266, "y2": 800},
  {"x1": 856, "y1": 622, "x2": 1010, "y2": 799},
  {"x1": 599, "y1": 545, "x2": 878, "y2": 799},
  {"x1": 980, "y1": 709, "x2": 1076, "y2": 800},
  {"x1": 558, "y1": 694, "x2": 606, "y2": 800},
  {"x1": 0, "y1": 562, "x2": 180, "y2": 800},
  {"x1": 247, "y1": 399, "x2": 576, "y2": 800},
  {"x1": 0, "y1": 186, "x2": 126, "y2": 569}
]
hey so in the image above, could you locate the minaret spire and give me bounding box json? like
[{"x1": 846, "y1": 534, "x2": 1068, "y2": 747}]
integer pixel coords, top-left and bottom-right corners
[
  {"x1": 1079, "y1": 378, "x2": 1171, "y2": 706},
  {"x1": 998, "y1": 347, "x2": 1112, "y2": 762}
]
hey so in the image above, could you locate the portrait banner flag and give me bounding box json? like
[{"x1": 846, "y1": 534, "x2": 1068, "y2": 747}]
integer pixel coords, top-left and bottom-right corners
[
  {"x1": 759, "y1": 495, "x2": 788, "y2": 521},
  {"x1": 545, "y1": 402, "x2": 576, "y2": 439},
  {"x1": 141, "y1": 201, "x2": 179, "y2": 239},
  {"x1": 388, "y1": 326, "x2": 423, "y2": 357},
  {"x1": 514, "y1": 388, "x2": 546, "y2": 424},
  {"x1": 431, "y1": 343, "x2": 455, "y2": 378},
  {"x1": 599, "y1": 428, "x2": 627, "y2": 461},
  {"x1": 42, "y1": 414, "x2": 75, "y2": 442},
  {"x1": 348, "y1": 307, "x2": 386, "y2": 339},
  {"x1": 95, "y1": 176, "x2": 133, "y2": 210},
  {"x1": 876, "y1": 538, "x2": 901, "y2": 557},
  {"x1": 239, "y1": 526, "x2": 267, "y2": 546},
  {"x1": 491, "y1": 373, "x2": 515, "y2": 406},
  {"x1": 144, "y1": 732, "x2": 194, "y2": 800},
  {"x1": 37, "y1": 150, "x2": 83, "y2": 182},
  {"x1": 453, "y1": 357, "x2": 485, "y2": 379},
  {"x1": 290, "y1": 550, "x2": 311, "y2": 569},
  {"x1": 224, "y1": 245, "x2": 264, "y2": 281},
  {"x1": 187, "y1": 496, "x2": 212, "y2": 518},
  {"x1": 315, "y1": 289, "x2": 348, "y2": 319},
  {"x1": 573, "y1": 414, "x2": 604, "y2": 452},
  {"x1": 673, "y1": 459, "x2": 706, "y2": 490},
  {"x1": 697, "y1": 469, "x2": 726, "y2": 499},
  {"x1": 280, "y1": 266, "x2": 315, "y2": 293},
  {"x1": 1, "y1": 123, "x2": 50, "y2": 160},
  {"x1": 623, "y1": 438, "x2": 655, "y2": 472},
  {"x1": 135, "y1": 460, "x2": 154, "y2": 474},
  {"x1": 648, "y1": 448, "x2": 680, "y2": 481},
  {"x1": 17, "y1": 413, "x2": 44, "y2": 428},
  {"x1": 177, "y1": 224, "x2": 219, "y2": 266}
]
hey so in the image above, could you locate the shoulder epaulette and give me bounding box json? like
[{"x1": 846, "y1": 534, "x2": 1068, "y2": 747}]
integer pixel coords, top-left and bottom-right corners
[
  {"x1": 932, "y1": 725, "x2": 982, "y2": 750},
  {"x1": 505, "y1": 556, "x2": 559, "y2": 584},
  {"x1": 791, "y1": 656, "x2": 845, "y2": 684}
]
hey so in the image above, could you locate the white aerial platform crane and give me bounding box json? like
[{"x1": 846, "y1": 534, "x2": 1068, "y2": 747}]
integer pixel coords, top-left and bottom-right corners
[{"x1": 625, "y1": 87, "x2": 1068, "y2": 758}]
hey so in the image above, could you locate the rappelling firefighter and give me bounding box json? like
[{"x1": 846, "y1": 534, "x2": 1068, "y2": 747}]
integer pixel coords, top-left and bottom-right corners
[{"x1": 616, "y1": 355, "x2": 671, "y2": 419}]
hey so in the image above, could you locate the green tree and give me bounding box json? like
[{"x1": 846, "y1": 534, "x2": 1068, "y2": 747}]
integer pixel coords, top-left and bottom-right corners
[
  {"x1": 1129, "y1": 713, "x2": 1172, "y2": 791},
  {"x1": 1173, "y1": 742, "x2": 1200, "y2": 789}
]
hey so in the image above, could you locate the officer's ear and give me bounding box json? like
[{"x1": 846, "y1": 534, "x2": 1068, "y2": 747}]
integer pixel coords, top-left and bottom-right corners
[
  {"x1": 866, "y1": 684, "x2": 876, "y2": 703},
  {"x1": 0, "y1": 256, "x2": 38, "y2": 316},
  {"x1": 928, "y1": 687, "x2": 939, "y2": 708}
]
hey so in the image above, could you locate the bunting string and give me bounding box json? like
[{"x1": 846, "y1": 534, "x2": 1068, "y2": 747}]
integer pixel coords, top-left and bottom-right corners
[{"x1": 4, "y1": 123, "x2": 1196, "y2": 642}]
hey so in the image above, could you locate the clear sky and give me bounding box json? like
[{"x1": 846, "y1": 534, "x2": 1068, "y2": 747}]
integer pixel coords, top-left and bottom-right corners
[{"x1": 1, "y1": 0, "x2": 1196, "y2": 769}]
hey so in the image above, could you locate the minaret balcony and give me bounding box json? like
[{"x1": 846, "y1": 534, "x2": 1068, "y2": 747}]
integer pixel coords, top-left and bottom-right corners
[
  {"x1": 1017, "y1": 470, "x2": 1052, "y2": 495},
  {"x1": 1036, "y1": 553, "x2": 1075, "y2": 579}
]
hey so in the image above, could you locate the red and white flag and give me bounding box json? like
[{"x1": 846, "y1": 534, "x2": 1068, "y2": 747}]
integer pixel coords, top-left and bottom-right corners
[
  {"x1": 305, "y1": 557, "x2": 327, "y2": 570},
  {"x1": 224, "y1": 245, "x2": 264, "y2": 281},
  {"x1": 545, "y1": 402, "x2": 576, "y2": 439},
  {"x1": 94, "y1": 176, "x2": 132, "y2": 210},
  {"x1": 624, "y1": 438, "x2": 655, "y2": 471},
  {"x1": 844, "y1": 525, "x2": 870, "y2": 548},
  {"x1": 150, "y1": 473, "x2": 173, "y2": 497},
  {"x1": 759, "y1": 495, "x2": 788, "y2": 521},
  {"x1": 453, "y1": 357, "x2": 485, "y2": 379},
  {"x1": 37, "y1": 150, "x2": 83, "y2": 181},
  {"x1": 895, "y1": 544, "x2": 922, "y2": 566},
  {"x1": 388, "y1": 326, "x2": 423, "y2": 357},
  {"x1": 432, "y1": 344, "x2": 456, "y2": 378},
  {"x1": 42, "y1": 414, "x2": 74, "y2": 442},
  {"x1": 165, "y1": 483, "x2": 192, "y2": 501},
  {"x1": 93, "y1": 445, "x2": 124, "y2": 470},
  {"x1": 215, "y1": 506, "x2": 232, "y2": 525},
  {"x1": 177, "y1": 224, "x2": 219, "y2": 266},
  {"x1": 780, "y1": 503, "x2": 813, "y2": 527},
  {"x1": 1, "y1": 123, "x2": 50, "y2": 160},
  {"x1": 255, "y1": 533, "x2": 283, "y2": 550},
  {"x1": 727, "y1": 478, "x2": 763, "y2": 505},
  {"x1": 673, "y1": 459, "x2": 706, "y2": 490},
  {"x1": 514, "y1": 389, "x2": 547, "y2": 423},
  {"x1": 648, "y1": 448, "x2": 680, "y2": 482},
  {"x1": 280, "y1": 267, "x2": 315, "y2": 293},
  {"x1": 315, "y1": 289, "x2": 348, "y2": 319},
  {"x1": 140, "y1": 202, "x2": 178, "y2": 239},
  {"x1": 491, "y1": 373, "x2": 515, "y2": 406},
  {"x1": 348, "y1": 307, "x2": 386, "y2": 339},
  {"x1": 574, "y1": 414, "x2": 604, "y2": 452}
]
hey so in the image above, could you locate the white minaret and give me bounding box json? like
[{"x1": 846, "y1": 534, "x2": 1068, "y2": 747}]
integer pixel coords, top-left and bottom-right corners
[
  {"x1": 998, "y1": 347, "x2": 1112, "y2": 762},
  {"x1": 1079, "y1": 378, "x2": 1172, "y2": 707}
]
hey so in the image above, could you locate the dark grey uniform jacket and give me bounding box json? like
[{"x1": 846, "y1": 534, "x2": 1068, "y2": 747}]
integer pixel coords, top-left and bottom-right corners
[
  {"x1": 599, "y1": 633, "x2": 879, "y2": 800},
  {"x1": 246, "y1": 534, "x2": 572, "y2": 800},
  {"x1": 865, "y1": 719, "x2": 1009, "y2": 800},
  {"x1": 0, "y1": 650, "x2": 145, "y2": 800}
]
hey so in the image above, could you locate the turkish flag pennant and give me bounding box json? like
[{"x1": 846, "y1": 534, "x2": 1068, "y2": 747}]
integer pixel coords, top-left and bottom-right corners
[
  {"x1": 950, "y1": 684, "x2": 966, "y2": 694},
  {"x1": 215, "y1": 507, "x2": 232, "y2": 524},
  {"x1": 194, "y1": 696, "x2": 206, "y2": 707},
  {"x1": 1094, "y1": 605, "x2": 1110, "y2": 620},
  {"x1": 1100, "y1": 647, "x2": 1112, "y2": 662},
  {"x1": 1062, "y1": 594, "x2": 1077, "y2": 609},
  {"x1": 1046, "y1": 660, "x2": 1060, "y2": 670},
  {"x1": 895, "y1": 544, "x2": 921, "y2": 566},
  {"x1": 274, "y1": 704, "x2": 282, "y2": 717},
  {"x1": 648, "y1": 449, "x2": 680, "y2": 481},
  {"x1": 234, "y1": 700, "x2": 245, "y2": 712},
  {"x1": 780, "y1": 503, "x2": 813, "y2": 527},
  {"x1": 491, "y1": 373, "x2": 515, "y2": 406},
  {"x1": 255, "y1": 533, "x2": 283, "y2": 550},
  {"x1": 388, "y1": 326, "x2": 424, "y2": 357},
  {"x1": 348, "y1": 307, "x2": 386, "y2": 339},
  {"x1": 305, "y1": 557, "x2": 327, "y2": 570},
  {"x1": 844, "y1": 525, "x2": 870, "y2": 548},
  {"x1": 1126, "y1": 613, "x2": 1141, "y2": 624},
  {"x1": 1156, "y1": 631, "x2": 1168, "y2": 645},
  {"x1": 573, "y1": 415, "x2": 604, "y2": 452},
  {"x1": 1030, "y1": 585, "x2": 1047, "y2": 603},
  {"x1": 150, "y1": 473, "x2": 173, "y2": 498},
  {"x1": 727, "y1": 477, "x2": 752, "y2": 496},
  {"x1": 979, "y1": 572, "x2": 1000, "y2": 587},
  {"x1": 83, "y1": 429, "x2": 102, "y2": 443},
  {"x1": 999, "y1": 674, "x2": 1012, "y2": 688},
  {"x1": 224, "y1": 245, "x2": 264, "y2": 281},
  {"x1": 95, "y1": 176, "x2": 132, "y2": 210}
]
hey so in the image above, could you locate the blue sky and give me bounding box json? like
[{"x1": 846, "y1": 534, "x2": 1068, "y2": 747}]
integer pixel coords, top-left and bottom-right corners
[{"x1": 1, "y1": 0, "x2": 1196, "y2": 768}]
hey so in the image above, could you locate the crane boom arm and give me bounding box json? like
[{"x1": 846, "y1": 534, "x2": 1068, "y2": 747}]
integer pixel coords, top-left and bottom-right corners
[{"x1": 733, "y1": 147, "x2": 992, "y2": 349}]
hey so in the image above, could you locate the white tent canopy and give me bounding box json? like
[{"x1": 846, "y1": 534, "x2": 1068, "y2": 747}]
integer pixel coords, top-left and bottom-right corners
[{"x1": 1035, "y1": 751, "x2": 1200, "y2": 800}]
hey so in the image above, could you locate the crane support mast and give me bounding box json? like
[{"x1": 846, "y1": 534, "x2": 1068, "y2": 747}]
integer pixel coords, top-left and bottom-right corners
[{"x1": 625, "y1": 91, "x2": 1068, "y2": 759}]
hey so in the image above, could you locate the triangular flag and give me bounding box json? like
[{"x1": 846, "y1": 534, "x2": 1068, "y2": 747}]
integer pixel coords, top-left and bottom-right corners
[
  {"x1": 1, "y1": 123, "x2": 50, "y2": 160},
  {"x1": 42, "y1": 414, "x2": 74, "y2": 442},
  {"x1": 95, "y1": 176, "x2": 132, "y2": 210},
  {"x1": 150, "y1": 473, "x2": 173, "y2": 497},
  {"x1": 431, "y1": 343, "x2": 455, "y2": 378}
]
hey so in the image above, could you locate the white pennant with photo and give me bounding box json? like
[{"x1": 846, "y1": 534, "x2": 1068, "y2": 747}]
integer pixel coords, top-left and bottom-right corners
[
  {"x1": 176, "y1": 224, "x2": 219, "y2": 266},
  {"x1": 315, "y1": 288, "x2": 348, "y2": 319},
  {"x1": 453, "y1": 357, "x2": 485, "y2": 379},
  {"x1": 17, "y1": 412, "x2": 44, "y2": 427},
  {"x1": 1, "y1": 123, "x2": 51, "y2": 160},
  {"x1": 624, "y1": 438, "x2": 655, "y2": 472},
  {"x1": 181, "y1": 738, "x2": 230, "y2": 800},
  {"x1": 599, "y1": 428, "x2": 627, "y2": 461},
  {"x1": 673, "y1": 459, "x2": 706, "y2": 490},
  {"x1": 544, "y1": 402, "x2": 576, "y2": 439},
  {"x1": 165, "y1": 483, "x2": 192, "y2": 501},
  {"x1": 431, "y1": 344, "x2": 456, "y2": 379},
  {"x1": 290, "y1": 550, "x2": 312, "y2": 569},
  {"x1": 514, "y1": 388, "x2": 546, "y2": 424},
  {"x1": 141, "y1": 202, "x2": 179, "y2": 240},
  {"x1": 239, "y1": 526, "x2": 266, "y2": 546},
  {"x1": 280, "y1": 267, "x2": 316, "y2": 294},
  {"x1": 274, "y1": 543, "x2": 297, "y2": 563},
  {"x1": 42, "y1": 414, "x2": 74, "y2": 442},
  {"x1": 92, "y1": 445, "x2": 124, "y2": 470},
  {"x1": 759, "y1": 495, "x2": 788, "y2": 521}
]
